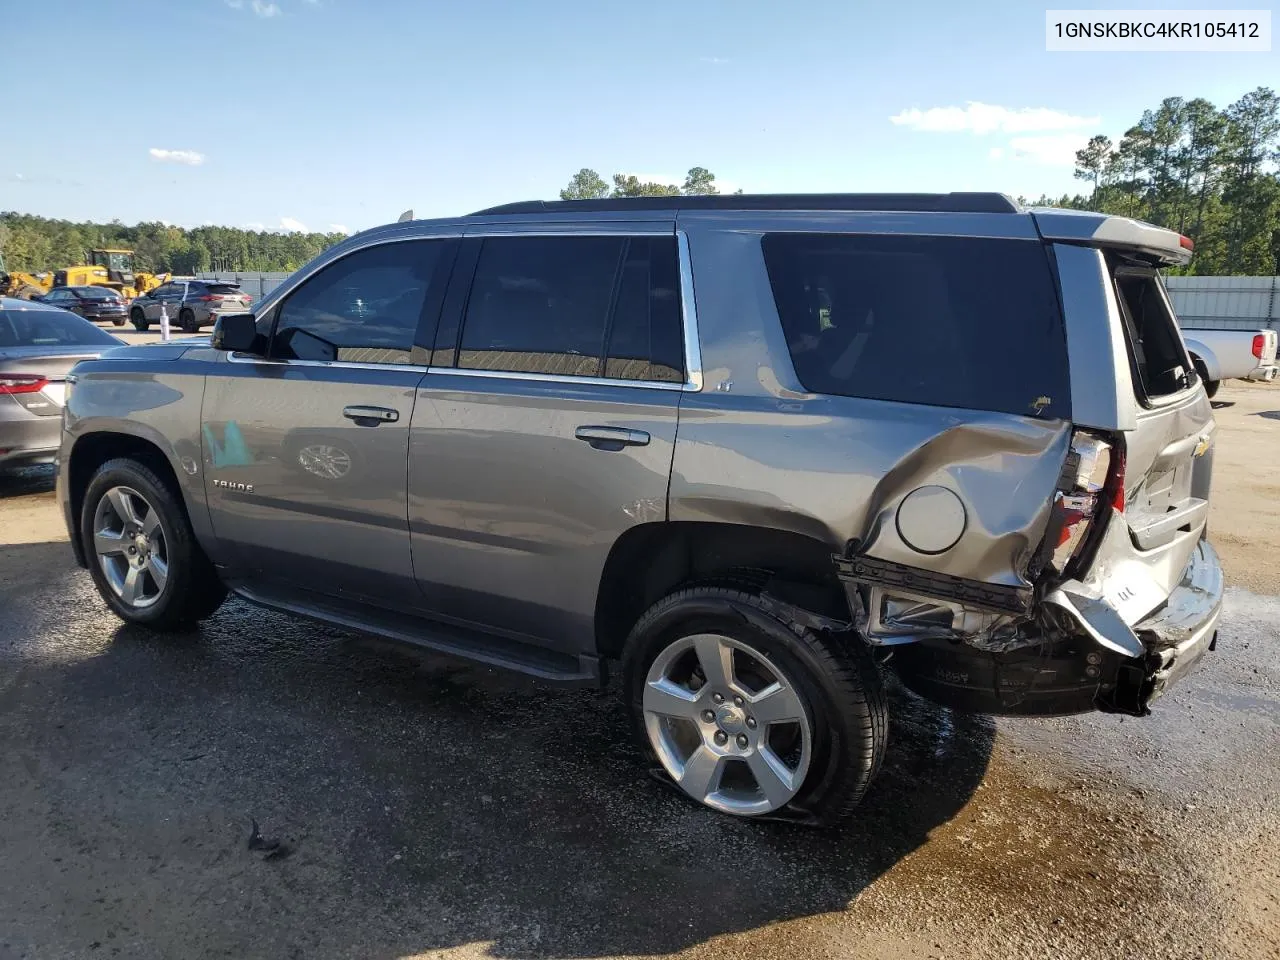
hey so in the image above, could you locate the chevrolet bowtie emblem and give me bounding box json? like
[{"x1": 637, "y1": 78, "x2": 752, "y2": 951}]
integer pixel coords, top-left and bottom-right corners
[{"x1": 1193, "y1": 435, "x2": 1212, "y2": 458}]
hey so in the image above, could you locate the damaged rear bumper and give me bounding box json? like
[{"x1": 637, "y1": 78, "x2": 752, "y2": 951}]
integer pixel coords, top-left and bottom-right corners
[{"x1": 835, "y1": 539, "x2": 1223, "y2": 718}]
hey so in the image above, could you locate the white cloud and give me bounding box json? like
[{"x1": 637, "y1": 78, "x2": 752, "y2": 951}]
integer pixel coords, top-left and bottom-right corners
[
  {"x1": 329, "y1": 223, "x2": 350, "y2": 234},
  {"x1": 700, "y1": 56, "x2": 730, "y2": 65},
  {"x1": 279, "y1": 216, "x2": 308, "y2": 232},
  {"x1": 201, "y1": 220, "x2": 214, "y2": 226},
  {"x1": 149, "y1": 148, "x2": 205, "y2": 166},
  {"x1": 242, "y1": 222, "x2": 265, "y2": 231},
  {"x1": 890, "y1": 102, "x2": 1099, "y2": 136},
  {"x1": 226, "y1": 0, "x2": 280, "y2": 15},
  {"x1": 1008, "y1": 133, "x2": 1092, "y2": 166},
  {"x1": 988, "y1": 147, "x2": 1005, "y2": 160}
]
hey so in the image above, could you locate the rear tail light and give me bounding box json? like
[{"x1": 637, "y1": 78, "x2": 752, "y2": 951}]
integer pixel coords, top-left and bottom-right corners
[
  {"x1": 0, "y1": 375, "x2": 50, "y2": 395},
  {"x1": 1252, "y1": 334, "x2": 1265, "y2": 359},
  {"x1": 1179, "y1": 235, "x2": 1195, "y2": 252},
  {"x1": 1046, "y1": 431, "x2": 1125, "y2": 574}
]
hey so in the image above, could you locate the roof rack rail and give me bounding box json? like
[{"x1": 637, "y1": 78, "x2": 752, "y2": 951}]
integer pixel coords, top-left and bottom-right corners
[{"x1": 468, "y1": 192, "x2": 1020, "y2": 217}]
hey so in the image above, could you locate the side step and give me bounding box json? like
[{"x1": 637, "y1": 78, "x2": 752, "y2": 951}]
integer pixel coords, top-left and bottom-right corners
[{"x1": 230, "y1": 582, "x2": 602, "y2": 685}]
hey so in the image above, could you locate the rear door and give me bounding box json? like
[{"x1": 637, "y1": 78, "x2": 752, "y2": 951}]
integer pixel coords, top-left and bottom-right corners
[{"x1": 407, "y1": 224, "x2": 686, "y2": 654}]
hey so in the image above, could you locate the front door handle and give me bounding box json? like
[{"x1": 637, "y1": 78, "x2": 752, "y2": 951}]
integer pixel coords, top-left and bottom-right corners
[
  {"x1": 575, "y1": 425, "x2": 650, "y2": 449},
  {"x1": 343, "y1": 405, "x2": 399, "y2": 423}
]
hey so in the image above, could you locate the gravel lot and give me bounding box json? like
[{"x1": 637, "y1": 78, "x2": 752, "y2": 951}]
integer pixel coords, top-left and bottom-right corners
[{"x1": 0, "y1": 379, "x2": 1276, "y2": 960}]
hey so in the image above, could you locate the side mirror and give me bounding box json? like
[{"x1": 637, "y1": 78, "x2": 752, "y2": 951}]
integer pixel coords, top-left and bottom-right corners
[{"x1": 211, "y1": 313, "x2": 265, "y2": 354}]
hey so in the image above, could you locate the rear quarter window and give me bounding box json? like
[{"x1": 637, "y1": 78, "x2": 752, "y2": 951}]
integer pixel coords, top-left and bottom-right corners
[{"x1": 762, "y1": 233, "x2": 1071, "y2": 419}]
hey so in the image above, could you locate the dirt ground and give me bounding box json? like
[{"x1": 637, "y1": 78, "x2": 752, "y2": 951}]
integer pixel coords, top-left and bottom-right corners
[
  {"x1": 1202, "y1": 382, "x2": 1280, "y2": 594},
  {"x1": 0, "y1": 378, "x2": 1276, "y2": 960}
]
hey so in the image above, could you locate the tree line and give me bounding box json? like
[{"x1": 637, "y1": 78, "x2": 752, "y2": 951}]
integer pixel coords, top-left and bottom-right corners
[
  {"x1": 1052, "y1": 86, "x2": 1279, "y2": 274},
  {"x1": 0, "y1": 213, "x2": 347, "y2": 276},
  {"x1": 560, "y1": 166, "x2": 738, "y2": 199}
]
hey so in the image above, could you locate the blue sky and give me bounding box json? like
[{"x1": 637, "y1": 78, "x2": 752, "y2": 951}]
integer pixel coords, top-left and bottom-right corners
[{"x1": 3, "y1": 0, "x2": 1274, "y2": 233}]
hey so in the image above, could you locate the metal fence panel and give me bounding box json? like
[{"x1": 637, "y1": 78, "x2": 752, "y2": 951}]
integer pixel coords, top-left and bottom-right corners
[
  {"x1": 195, "y1": 272, "x2": 292, "y2": 302},
  {"x1": 1165, "y1": 276, "x2": 1279, "y2": 330}
]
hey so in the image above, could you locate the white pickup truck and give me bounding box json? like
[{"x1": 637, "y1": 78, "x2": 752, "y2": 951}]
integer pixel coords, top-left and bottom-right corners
[{"x1": 1180, "y1": 328, "x2": 1278, "y2": 398}]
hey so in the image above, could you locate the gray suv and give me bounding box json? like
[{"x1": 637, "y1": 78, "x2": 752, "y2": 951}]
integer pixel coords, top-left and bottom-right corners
[
  {"x1": 129, "y1": 280, "x2": 253, "y2": 333},
  {"x1": 56, "y1": 194, "x2": 1222, "y2": 825}
]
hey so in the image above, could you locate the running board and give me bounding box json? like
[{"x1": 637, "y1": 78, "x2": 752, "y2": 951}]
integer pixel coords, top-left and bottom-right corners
[{"x1": 229, "y1": 583, "x2": 602, "y2": 685}]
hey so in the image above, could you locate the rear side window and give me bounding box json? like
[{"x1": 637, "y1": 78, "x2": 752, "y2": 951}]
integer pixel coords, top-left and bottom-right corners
[
  {"x1": 762, "y1": 233, "x2": 1071, "y2": 419},
  {"x1": 1111, "y1": 265, "x2": 1191, "y2": 400},
  {"x1": 0, "y1": 309, "x2": 120, "y2": 347},
  {"x1": 453, "y1": 235, "x2": 684, "y2": 382}
]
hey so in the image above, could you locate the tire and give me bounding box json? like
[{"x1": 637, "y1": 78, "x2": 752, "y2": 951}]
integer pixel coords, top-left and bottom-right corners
[
  {"x1": 80, "y1": 457, "x2": 227, "y2": 631},
  {"x1": 111, "y1": 317, "x2": 126, "y2": 327},
  {"x1": 179, "y1": 309, "x2": 199, "y2": 333},
  {"x1": 1192, "y1": 358, "x2": 1220, "y2": 399},
  {"x1": 622, "y1": 586, "x2": 888, "y2": 827},
  {"x1": 131, "y1": 308, "x2": 149, "y2": 331}
]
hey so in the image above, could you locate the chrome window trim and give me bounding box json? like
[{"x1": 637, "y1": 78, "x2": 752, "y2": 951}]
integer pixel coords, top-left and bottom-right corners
[
  {"x1": 233, "y1": 224, "x2": 704, "y2": 392},
  {"x1": 675, "y1": 229, "x2": 703, "y2": 392},
  {"x1": 424, "y1": 366, "x2": 685, "y2": 391},
  {"x1": 226, "y1": 353, "x2": 428, "y2": 373}
]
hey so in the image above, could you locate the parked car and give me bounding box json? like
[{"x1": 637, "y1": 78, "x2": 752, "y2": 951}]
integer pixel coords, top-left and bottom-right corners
[
  {"x1": 0, "y1": 297, "x2": 122, "y2": 471},
  {"x1": 129, "y1": 280, "x2": 253, "y2": 333},
  {"x1": 37, "y1": 286, "x2": 129, "y2": 326},
  {"x1": 1179, "y1": 327, "x2": 1278, "y2": 397},
  {"x1": 55, "y1": 194, "x2": 1222, "y2": 825}
]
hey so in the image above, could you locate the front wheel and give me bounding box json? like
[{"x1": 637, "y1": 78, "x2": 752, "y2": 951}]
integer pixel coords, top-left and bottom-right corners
[
  {"x1": 622, "y1": 587, "x2": 888, "y2": 826},
  {"x1": 111, "y1": 317, "x2": 126, "y2": 327},
  {"x1": 131, "y1": 308, "x2": 149, "y2": 331},
  {"x1": 81, "y1": 457, "x2": 227, "y2": 630}
]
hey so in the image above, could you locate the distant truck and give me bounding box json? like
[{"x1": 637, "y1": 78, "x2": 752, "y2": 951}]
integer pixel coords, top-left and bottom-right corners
[
  {"x1": 1180, "y1": 329, "x2": 1277, "y2": 398},
  {"x1": 1164, "y1": 275, "x2": 1279, "y2": 397}
]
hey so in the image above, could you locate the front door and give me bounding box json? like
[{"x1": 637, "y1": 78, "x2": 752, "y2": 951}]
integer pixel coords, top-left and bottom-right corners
[
  {"x1": 409, "y1": 228, "x2": 687, "y2": 654},
  {"x1": 202, "y1": 236, "x2": 455, "y2": 604}
]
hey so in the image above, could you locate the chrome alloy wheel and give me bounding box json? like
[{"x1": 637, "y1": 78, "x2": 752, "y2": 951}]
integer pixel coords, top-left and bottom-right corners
[
  {"x1": 643, "y1": 633, "x2": 812, "y2": 816},
  {"x1": 298, "y1": 443, "x2": 352, "y2": 480},
  {"x1": 92, "y1": 486, "x2": 169, "y2": 609}
]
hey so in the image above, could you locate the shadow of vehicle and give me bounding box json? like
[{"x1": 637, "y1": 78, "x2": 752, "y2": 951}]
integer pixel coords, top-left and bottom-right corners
[
  {"x1": 1210, "y1": 400, "x2": 1236, "y2": 410},
  {"x1": 1253, "y1": 410, "x2": 1280, "y2": 420},
  {"x1": 1, "y1": 549, "x2": 993, "y2": 959}
]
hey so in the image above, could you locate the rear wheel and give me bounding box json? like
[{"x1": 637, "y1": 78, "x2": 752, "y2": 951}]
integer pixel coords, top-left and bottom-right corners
[
  {"x1": 81, "y1": 458, "x2": 227, "y2": 630},
  {"x1": 111, "y1": 317, "x2": 126, "y2": 327},
  {"x1": 1192, "y1": 358, "x2": 1220, "y2": 399},
  {"x1": 131, "y1": 308, "x2": 149, "y2": 331},
  {"x1": 179, "y1": 308, "x2": 199, "y2": 333},
  {"x1": 623, "y1": 586, "x2": 888, "y2": 826}
]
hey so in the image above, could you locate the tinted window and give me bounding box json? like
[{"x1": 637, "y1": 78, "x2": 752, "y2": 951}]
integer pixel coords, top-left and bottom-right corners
[
  {"x1": 42, "y1": 290, "x2": 68, "y2": 302},
  {"x1": 762, "y1": 233, "x2": 1070, "y2": 418},
  {"x1": 0, "y1": 309, "x2": 121, "y2": 347},
  {"x1": 204, "y1": 284, "x2": 242, "y2": 295},
  {"x1": 604, "y1": 237, "x2": 684, "y2": 383},
  {"x1": 74, "y1": 287, "x2": 117, "y2": 300},
  {"x1": 458, "y1": 236, "x2": 620, "y2": 377},
  {"x1": 272, "y1": 240, "x2": 444, "y2": 364},
  {"x1": 455, "y1": 235, "x2": 684, "y2": 381}
]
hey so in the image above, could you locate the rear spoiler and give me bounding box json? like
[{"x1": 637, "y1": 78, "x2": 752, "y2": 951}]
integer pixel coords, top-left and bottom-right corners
[{"x1": 1031, "y1": 208, "x2": 1194, "y2": 267}]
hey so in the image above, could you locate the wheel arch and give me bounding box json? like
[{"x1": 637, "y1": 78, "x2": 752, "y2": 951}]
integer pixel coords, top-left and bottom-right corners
[
  {"x1": 66, "y1": 427, "x2": 210, "y2": 566},
  {"x1": 594, "y1": 520, "x2": 852, "y2": 663},
  {"x1": 1183, "y1": 338, "x2": 1220, "y2": 381}
]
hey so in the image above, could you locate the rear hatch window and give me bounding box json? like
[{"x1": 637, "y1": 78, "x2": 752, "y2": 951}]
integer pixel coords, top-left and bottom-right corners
[
  {"x1": 204, "y1": 284, "x2": 244, "y2": 296},
  {"x1": 762, "y1": 233, "x2": 1071, "y2": 419}
]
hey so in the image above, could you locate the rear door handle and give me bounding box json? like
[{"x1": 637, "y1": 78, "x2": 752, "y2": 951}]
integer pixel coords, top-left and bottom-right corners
[
  {"x1": 575, "y1": 425, "x2": 650, "y2": 449},
  {"x1": 343, "y1": 405, "x2": 399, "y2": 423}
]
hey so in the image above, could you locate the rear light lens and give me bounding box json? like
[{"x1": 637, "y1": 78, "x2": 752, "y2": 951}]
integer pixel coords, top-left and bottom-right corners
[
  {"x1": 1179, "y1": 235, "x2": 1195, "y2": 252},
  {"x1": 1252, "y1": 334, "x2": 1265, "y2": 359},
  {"x1": 1046, "y1": 431, "x2": 1125, "y2": 574},
  {"x1": 0, "y1": 375, "x2": 50, "y2": 395}
]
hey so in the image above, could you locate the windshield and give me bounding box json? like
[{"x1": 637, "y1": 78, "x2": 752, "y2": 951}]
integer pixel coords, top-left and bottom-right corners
[
  {"x1": 0, "y1": 309, "x2": 122, "y2": 347},
  {"x1": 72, "y1": 287, "x2": 120, "y2": 300}
]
